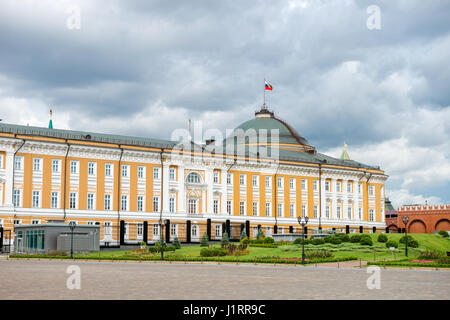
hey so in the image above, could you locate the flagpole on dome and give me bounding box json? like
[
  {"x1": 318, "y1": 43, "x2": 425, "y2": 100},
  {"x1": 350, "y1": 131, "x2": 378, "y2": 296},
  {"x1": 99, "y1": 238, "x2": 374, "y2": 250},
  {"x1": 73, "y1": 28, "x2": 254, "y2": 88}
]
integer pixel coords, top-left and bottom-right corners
[
  {"x1": 48, "y1": 108, "x2": 53, "y2": 129},
  {"x1": 263, "y1": 78, "x2": 266, "y2": 109}
]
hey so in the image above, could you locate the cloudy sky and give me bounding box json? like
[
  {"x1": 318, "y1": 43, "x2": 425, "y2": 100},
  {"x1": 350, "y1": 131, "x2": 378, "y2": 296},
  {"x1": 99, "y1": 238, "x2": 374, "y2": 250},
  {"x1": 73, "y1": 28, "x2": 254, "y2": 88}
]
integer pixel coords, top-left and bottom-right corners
[{"x1": 0, "y1": 0, "x2": 449, "y2": 208}]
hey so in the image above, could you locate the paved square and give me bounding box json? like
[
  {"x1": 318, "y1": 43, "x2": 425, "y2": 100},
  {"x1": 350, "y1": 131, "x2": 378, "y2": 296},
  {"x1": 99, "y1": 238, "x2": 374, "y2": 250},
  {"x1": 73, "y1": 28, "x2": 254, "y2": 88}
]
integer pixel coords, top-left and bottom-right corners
[{"x1": 0, "y1": 260, "x2": 448, "y2": 299}]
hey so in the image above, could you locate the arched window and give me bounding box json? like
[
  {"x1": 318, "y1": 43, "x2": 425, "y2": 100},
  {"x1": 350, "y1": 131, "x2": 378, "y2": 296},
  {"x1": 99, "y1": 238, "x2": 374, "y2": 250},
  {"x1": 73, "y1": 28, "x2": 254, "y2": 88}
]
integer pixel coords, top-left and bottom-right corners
[{"x1": 186, "y1": 172, "x2": 202, "y2": 184}]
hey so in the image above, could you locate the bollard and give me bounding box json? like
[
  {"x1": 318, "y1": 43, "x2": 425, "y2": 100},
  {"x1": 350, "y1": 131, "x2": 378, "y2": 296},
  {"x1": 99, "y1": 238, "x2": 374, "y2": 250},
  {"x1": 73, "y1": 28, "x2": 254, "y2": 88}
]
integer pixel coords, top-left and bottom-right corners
[
  {"x1": 360, "y1": 258, "x2": 362, "y2": 268},
  {"x1": 337, "y1": 259, "x2": 339, "y2": 268},
  {"x1": 384, "y1": 259, "x2": 386, "y2": 269}
]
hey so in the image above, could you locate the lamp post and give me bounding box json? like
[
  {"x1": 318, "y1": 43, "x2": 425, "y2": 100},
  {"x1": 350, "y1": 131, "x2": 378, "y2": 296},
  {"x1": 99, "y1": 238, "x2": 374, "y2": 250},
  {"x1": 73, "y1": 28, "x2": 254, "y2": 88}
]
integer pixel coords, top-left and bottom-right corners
[
  {"x1": 297, "y1": 215, "x2": 309, "y2": 264},
  {"x1": 68, "y1": 221, "x2": 76, "y2": 259},
  {"x1": 402, "y1": 216, "x2": 410, "y2": 257}
]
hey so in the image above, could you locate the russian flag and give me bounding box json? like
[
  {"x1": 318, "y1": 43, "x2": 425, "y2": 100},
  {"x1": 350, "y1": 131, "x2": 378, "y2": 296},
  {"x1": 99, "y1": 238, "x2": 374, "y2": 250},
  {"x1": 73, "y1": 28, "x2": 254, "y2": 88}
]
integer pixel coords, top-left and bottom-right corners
[{"x1": 265, "y1": 81, "x2": 272, "y2": 91}]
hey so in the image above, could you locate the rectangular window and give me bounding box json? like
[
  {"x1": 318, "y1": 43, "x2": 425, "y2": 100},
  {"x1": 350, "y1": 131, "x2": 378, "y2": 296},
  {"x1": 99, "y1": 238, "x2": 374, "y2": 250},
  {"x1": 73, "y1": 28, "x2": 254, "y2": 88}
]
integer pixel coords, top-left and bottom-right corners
[
  {"x1": 301, "y1": 204, "x2": 306, "y2": 217},
  {"x1": 277, "y1": 203, "x2": 283, "y2": 217},
  {"x1": 213, "y1": 171, "x2": 219, "y2": 184},
  {"x1": 337, "y1": 206, "x2": 341, "y2": 219},
  {"x1": 325, "y1": 181, "x2": 330, "y2": 191},
  {"x1": 137, "y1": 223, "x2": 143, "y2": 236},
  {"x1": 358, "y1": 183, "x2": 362, "y2": 194},
  {"x1": 265, "y1": 176, "x2": 271, "y2": 188},
  {"x1": 369, "y1": 209, "x2": 374, "y2": 221},
  {"x1": 265, "y1": 203, "x2": 271, "y2": 217},
  {"x1": 52, "y1": 159, "x2": 59, "y2": 173},
  {"x1": 301, "y1": 179, "x2": 306, "y2": 191},
  {"x1": 105, "y1": 164, "x2": 112, "y2": 176},
  {"x1": 138, "y1": 166, "x2": 144, "y2": 179},
  {"x1": 87, "y1": 193, "x2": 94, "y2": 210},
  {"x1": 337, "y1": 181, "x2": 341, "y2": 192},
  {"x1": 32, "y1": 191, "x2": 40, "y2": 208},
  {"x1": 290, "y1": 178, "x2": 295, "y2": 190},
  {"x1": 227, "y1": 173, "x2": 232, "y2": 184},
  {"x1": 369, "y1": 185, "x2": 375, "y2": 196},
  {"x1": 121, "y1": 165, "x2": 128, "y2": 177},
  {"x1": 188, "y1": 199, "x2": 197, "y2": 214},
  {"x1": 252, "y1": 175, "x2": 258, "y2": 187},
  {"x1": 70, "y1": 160, "x2": 78, "y2": 174},
  {"x1": 226, "y1": 200, "x2": 232, "y2": 215},
  {"x1": 121, "y1": 195, "x2": 128, "y2": 211},
  {"x1": 69, "y1": 192, "x2": 77, "y2": 209},
  {"x1": 14, "y1": 157, "x2": 23, "y2": 170},
  {"x1": 213, "y1": 199, "x2": 219, "y2": 214},
  {"x1": 215, "y1": 224, "x2": 222, "y2": 238},
  {"x1": 153, "y1": 196, "x2": 159, "y2": 212},
  {"x1": 153, "y1": 167, "x2": 160, "y2": 179},
  {"x1": 171, "y1": 223, "x2": 177, "y2": 237},
  {"x1": 153, "y1": 224, "x2": 160, "y2": 237},
  {"x1": 169, "y1": 197, "x2": 175, "y2": 213},
  {"x1": 33, "y1": 158, "x2": 41, "y2": 172},
  {"x1": 104, "y1": 194, "x2": 111, "y2": 210},
  {"x1": 348, "y1": 207, "x2": 352, "y2": 219},
  {"x1": 253, "y1": 202, "x2": 258, "y2": 216},
  {"x1": 13, "y1": 189, "x2": 21, "y2": 207},
  {"x1": 314, "y1": 205, "x2": 318, "y2": 218},
  {"x1": 326, "y1": 205, "x2": 330, "y2": 219},
  {"x1": 88, "y1": 162, "x2": 96, "y2": 176},
  {"x1": 169, "y1": 168, "x2": 175, "y2": 181},
  {"x1": 104, "y1": 222, "x2": 112, "y2": 235},
  {"x1": 347, "y1": 182, "x2": 352, "y2": 193},
  {"x1": 277, "y1": 177, "x2": 283, "y2": 188},
  {"x1": 359, "y1": 207, "x2": 362, "y2": 220},
  {"x1": 313, "y1": 180, "x2": 318, "y2": 191},
  {"x1": 137, "y1": 196, "x2": 144, "y2": 212},
  {"x1": 240, "y1": 174, "x2": 245, "y2": 185},
  {"x1": 51, "y1": 191, "x2": 58, "y2": 209},
  {"x1": 289, "y1": 204, "x2": 295, "y2": 218},
  {"x1": 239, "y1": 201, "x2": 245, "y2": 216}
]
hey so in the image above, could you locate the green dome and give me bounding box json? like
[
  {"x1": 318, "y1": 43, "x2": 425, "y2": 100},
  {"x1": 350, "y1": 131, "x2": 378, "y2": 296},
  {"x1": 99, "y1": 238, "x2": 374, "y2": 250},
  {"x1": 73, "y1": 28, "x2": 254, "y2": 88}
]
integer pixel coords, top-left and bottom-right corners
[{"x1": 226, "y1": 109, "x2": 310, "y2": 146}]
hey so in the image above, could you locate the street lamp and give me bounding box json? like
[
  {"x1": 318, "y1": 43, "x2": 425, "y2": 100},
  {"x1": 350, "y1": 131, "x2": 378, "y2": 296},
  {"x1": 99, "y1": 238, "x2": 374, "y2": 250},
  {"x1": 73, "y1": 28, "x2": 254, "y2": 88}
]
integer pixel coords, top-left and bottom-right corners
[
  {"x1": 297, "y1": 215, "x2": 309, "y2": 264},
  {"x1": 68, "y1": 221, "x2": 76, "y2": 259},
  {"x1": 402, "y1": 216, "x2": 410, "y2": 257}
]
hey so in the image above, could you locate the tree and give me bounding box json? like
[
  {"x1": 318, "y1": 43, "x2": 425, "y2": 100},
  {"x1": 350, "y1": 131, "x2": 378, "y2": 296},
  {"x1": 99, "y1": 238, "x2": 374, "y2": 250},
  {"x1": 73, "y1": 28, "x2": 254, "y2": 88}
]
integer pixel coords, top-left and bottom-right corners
[
  {"x1": 240, "y1": 229, "x2": 247, "y2": 241},
  {"x1": 221, "y1": 232, "x2": 230, "y2": 246},
  {"x1": 173, "y1": 237, "x2": 181, "y2": 249},
  {"x1": 200, "y1": 233, "x2": 209, "y2": 247}
]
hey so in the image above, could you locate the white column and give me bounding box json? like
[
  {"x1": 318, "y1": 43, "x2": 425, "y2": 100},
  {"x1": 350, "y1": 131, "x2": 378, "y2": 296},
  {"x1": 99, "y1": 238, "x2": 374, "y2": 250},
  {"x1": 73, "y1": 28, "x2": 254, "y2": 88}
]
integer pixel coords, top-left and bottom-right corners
[
  {"x1": 320, "y1": 176, "x2": 326, "y2": 222},
  {"x1": 4, "y1": 151, "x2": 14, "y2": 207},
  {"x1": 206, "y1": 168, "x2": 213, "y2": 214},
  {"x1": 178, "y1": 165, "x2": 185, "y2": 213},
  {"x1": 221, "y1": 170, "x2": 227, "y2": 215},
  {"x1": 201, "y1": 190, "x2": 206, "y2": 214},
  {"x1": 162, "y1": 163, "x2": 170, "y2": 213},
  {"x1": 331, "y1": 178, "x2": 337, "y2": 220},
  {"x1": 343, "y1": 178, "x2": 348, "y2": 221}
]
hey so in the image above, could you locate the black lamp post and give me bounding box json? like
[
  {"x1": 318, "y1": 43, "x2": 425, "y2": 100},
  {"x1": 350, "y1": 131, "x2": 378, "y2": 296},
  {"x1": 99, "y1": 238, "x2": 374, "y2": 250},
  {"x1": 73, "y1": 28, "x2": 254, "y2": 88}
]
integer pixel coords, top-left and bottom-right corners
[
  {"x1": 68, "y1": 221, "x2": 76, "y2": 259},
  {"x1": 402, "y1": 216, "x2": 410, "y2": 257},
  {"x1": 297, "y1": 215, "x2": 309, "y2": 264}
]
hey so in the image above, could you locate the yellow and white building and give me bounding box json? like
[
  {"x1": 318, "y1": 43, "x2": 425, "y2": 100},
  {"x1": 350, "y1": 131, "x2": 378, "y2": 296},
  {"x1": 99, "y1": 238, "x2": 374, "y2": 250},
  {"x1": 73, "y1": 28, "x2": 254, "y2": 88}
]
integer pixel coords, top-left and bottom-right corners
[{"x1": 0, "y1": 107, "x2": 387, "y2": 246}]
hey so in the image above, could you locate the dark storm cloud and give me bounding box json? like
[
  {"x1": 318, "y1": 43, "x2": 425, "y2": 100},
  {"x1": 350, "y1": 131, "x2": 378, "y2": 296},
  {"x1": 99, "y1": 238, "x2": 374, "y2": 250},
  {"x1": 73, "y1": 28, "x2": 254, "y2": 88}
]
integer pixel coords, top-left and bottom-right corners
[{"x1": 0, "y1": 0, "x2": 449, "y2": 205}]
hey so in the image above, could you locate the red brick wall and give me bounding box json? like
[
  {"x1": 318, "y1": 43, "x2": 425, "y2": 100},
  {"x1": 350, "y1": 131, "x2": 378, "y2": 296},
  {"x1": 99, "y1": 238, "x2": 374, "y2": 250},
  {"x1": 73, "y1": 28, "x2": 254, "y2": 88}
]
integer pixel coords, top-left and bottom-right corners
[{"x1": 397, "y1": 205, "x2": 450, "y2": 234}]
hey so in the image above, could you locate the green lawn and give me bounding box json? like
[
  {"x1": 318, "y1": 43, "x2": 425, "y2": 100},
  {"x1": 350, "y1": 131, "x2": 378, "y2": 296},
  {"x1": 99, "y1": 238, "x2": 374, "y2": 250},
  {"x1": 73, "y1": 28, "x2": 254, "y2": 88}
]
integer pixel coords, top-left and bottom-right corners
[{"x1": 72, "y1": 233, "x2": 449, "y2": 262}]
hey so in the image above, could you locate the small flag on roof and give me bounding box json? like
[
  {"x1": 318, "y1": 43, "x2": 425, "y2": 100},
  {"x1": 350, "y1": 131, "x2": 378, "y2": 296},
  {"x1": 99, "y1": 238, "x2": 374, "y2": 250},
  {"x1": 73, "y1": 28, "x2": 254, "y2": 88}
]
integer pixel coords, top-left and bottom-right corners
[{"x1": 265, "y1": 80, "x2": 272, "y2": 91}]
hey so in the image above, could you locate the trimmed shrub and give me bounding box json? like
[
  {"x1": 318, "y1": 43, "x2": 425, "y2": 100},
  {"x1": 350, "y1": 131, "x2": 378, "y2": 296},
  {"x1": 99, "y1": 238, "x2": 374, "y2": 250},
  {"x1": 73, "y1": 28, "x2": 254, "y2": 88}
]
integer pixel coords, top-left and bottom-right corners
[
  {"x1": 419, "y1": 249, "x2": 444, "y2": 260},
  {"x1": 377, "y1": 234, "x2": 388, "y2": 243},
  {"x1": 305, "y1": 250, "x2": 333, "y2": 258},
  {"x1": 240, "y1": 237, "x2": 250, "y2": 246},
  {"x1": 438, "y1": 230, "x2": 449, "y2": 238},
  {"x1": 173, "y1": 237, "x2": 181, "y2": 249},
  {"x1": 385, "y1": 240, "x2": 398, "y2": 248},
  {"x1": 200, "y1": 233, "x2": 209, "y2": 247},
  {"x1": 330, "y1": 237, "x2": 342, "y2": 244},
  {"x1": 409, "y1": 239, "x2": 419, "y2": 248},
  {"x1": 221, "y1": 232, "x2": 230, "y2": 247},
  {"x1": 200, "y1": 247, "x2": 227, "y2": 257},
  {"x1": 336, "y1": 233, "x2": 350, "y2": 242},
  {"x1": 312, "y1": 238, "x2": 325, "y2": 245},
  {"x1": 360, "y1": 237, "x2": 373, "y2": 246},
  {"x1": 350, "y1": 234, "x2": 362, "y2": 243},
  {"x1": 399, "y1": 235, "x2": 415, "y2": 244},
  {"x1": 263, "y1": 237, "x2": 274, "y2": 244},
  {"x1": 324, "y1": 235, "x2": 333, "y2": 243},
  {"x1": 240, "y1": 229, "x2": 247, "y2": 241}
]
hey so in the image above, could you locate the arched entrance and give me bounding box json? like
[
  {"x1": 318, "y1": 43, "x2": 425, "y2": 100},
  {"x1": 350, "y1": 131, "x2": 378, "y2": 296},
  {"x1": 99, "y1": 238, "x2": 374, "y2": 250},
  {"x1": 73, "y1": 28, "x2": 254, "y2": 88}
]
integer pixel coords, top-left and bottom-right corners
[
  {"x1": 435, "y1": 219, "x2": 450, "y2": 231},
  {"x1": 408, "y1": 219, "x2": 426, "y2": 233},
  {"x1": 387, "y1": 224, "x2": 398, "y2": 233}
]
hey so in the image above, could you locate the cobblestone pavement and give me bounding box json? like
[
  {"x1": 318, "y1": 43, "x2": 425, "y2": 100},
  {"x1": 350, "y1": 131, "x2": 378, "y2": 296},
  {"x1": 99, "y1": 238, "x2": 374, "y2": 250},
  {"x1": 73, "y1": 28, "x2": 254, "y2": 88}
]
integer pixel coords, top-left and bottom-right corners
[{"x1": 0, "y1": 259, "x2": 449, "y2": 300}]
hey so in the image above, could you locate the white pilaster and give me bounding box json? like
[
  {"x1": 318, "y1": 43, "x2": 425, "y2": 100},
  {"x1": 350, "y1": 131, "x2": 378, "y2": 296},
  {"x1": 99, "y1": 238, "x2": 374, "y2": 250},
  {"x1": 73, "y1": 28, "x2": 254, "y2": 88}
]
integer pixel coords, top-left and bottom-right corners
[
  {"x1": 178, "y1": 165, "x2": 185, "y2": 213},
  {"x1": 4, "y1": 151, "x2": 14, "y2": 207},
  {"x1": 162, "y1": 163, "x2": 170, "y2": 213},
  {"x1": 206, "y1": 168, "x2": 213, "y2": 214}
]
